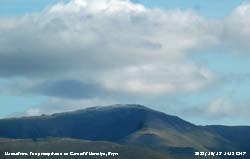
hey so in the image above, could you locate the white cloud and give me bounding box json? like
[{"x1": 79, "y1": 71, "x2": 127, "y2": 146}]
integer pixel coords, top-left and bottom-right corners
[
  {"x1": 220, "y1": 3, "x2": 250, "y2": 54},
  {"x1": 101, "y1": 63, "x2": 215, "y2": 96},
  {"x1": 49, "y1": 0, "x2": 146, "y2": 14},
  {"x1": 207, "y1": 97, "x2": 235, "y2": 117},
  {"x1": 200, "y1": 96, "x2": 249, "y2": 119}
]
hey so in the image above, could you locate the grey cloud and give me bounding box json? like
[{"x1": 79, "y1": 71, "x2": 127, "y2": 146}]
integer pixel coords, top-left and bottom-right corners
[
  {"x1": 0, "y1": 51, "x2": 74, "y2": 77},
  {"x1": 29, "y1": 80, "x2": 108, "y2": 99}
]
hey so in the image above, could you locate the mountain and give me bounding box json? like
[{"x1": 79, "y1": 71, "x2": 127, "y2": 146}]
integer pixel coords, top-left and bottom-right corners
[{"x1": 0, "y1": 104, "x2": 249, "y2": 159}]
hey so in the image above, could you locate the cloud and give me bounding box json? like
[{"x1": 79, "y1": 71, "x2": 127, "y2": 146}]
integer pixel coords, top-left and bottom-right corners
[
  {"x1": 101, "y1": 63, "x2": 215, "y2": 96},
  {"x1": 0, "y1": 0, "x2": 216, "y2": 100},
  {"x1": 180, "y1": 96, "x2": 250, "y2": 125},
  {"x1": 28, "y1": 79, "x2": 109, "y2": 99},
  {"x1": 219, "y1": 3, "x2": 250, "y2": 54},
  {"x1": 205, "y1": 97, "x2": 250, "y2": 123},
  {"x1": 206, "y1": 97, "x2": 235, "y2": 117}
]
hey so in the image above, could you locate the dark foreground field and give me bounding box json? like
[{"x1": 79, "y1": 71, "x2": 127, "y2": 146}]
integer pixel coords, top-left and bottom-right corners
[{"x1": 0, "y1": 138, "x2": 171, "y2": 159}]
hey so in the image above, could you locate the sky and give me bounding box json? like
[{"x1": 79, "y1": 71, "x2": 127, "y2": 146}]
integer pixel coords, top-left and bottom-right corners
[{"x1": 0, "y1": 0, "x2": 250, "y2": 125}]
